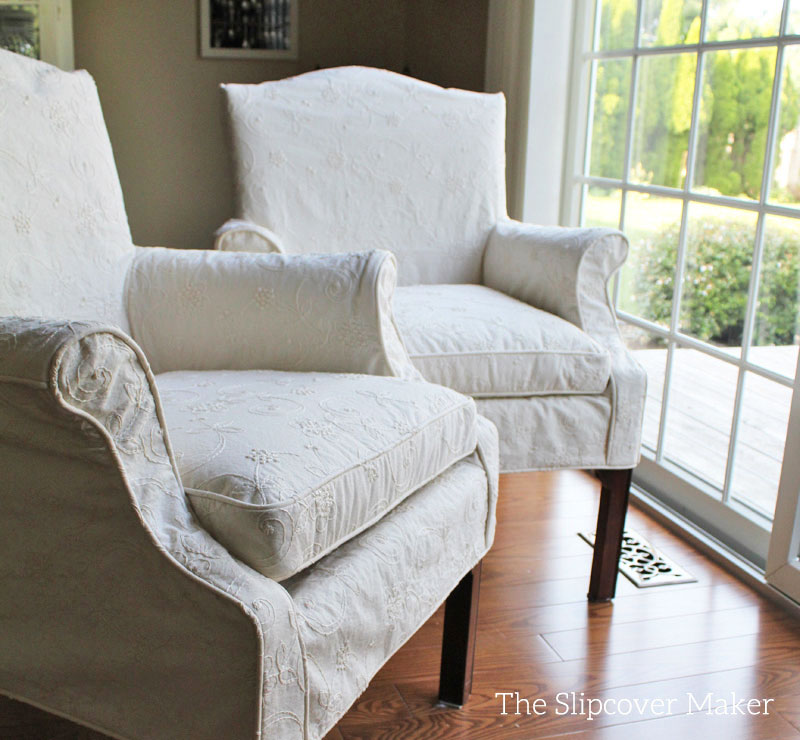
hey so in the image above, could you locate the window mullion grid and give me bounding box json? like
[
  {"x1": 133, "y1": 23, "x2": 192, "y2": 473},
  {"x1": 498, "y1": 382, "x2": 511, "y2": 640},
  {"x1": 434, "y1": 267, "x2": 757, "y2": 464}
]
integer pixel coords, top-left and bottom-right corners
[
  {"x1": 619, "y1": 0, "x2": 643, "y2": 225},
  {"x1": 682, "y1": 0, "x2": 708, "y2": 197},
  {"x1": 579, "y1": 60, "x2": 599, "y2": 227},
  {"x1": 722, "y1": 219, "x2": 768, "y2": 502},
  {"x1": 591, "y1": 0, "x2": 602, "y2": 52},
  {"x1": 721, "y1": 10, "x2": 790, "y2": 503},
  {"x1": 586, "y1": 34, "x2": 799, "y2": 61},
  {"x1": 780, "y1": 0, "x2": 791, "y2": 36},
  {"x1": 579, "y1": 0, "x2": 800, "y2": 512},
  {"x1": 618, "y1": 311, "x2": 795, "y2": 386},
  {"x1": 653, "y1": 2, "x2": 709, "y2": 464},
  {"x1": 579, "y1": 0, "x2": 604, "y2": 226},
  {"x1": 577, "y1": 175, "x2": 800, "y2": 217},
  {"x1": 612, "y1": 2, "x2": 642, "y2": 307}
]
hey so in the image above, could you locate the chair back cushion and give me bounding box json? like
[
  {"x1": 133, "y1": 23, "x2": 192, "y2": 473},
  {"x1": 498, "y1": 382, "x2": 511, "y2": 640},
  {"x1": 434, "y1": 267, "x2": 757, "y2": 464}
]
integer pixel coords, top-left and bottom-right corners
[
  {"x1": 223, "y1": 66, "x2": 507, "y2": 285},
  {"x1": 0, "y1": 50, "x2": 133, "y2": 330}
]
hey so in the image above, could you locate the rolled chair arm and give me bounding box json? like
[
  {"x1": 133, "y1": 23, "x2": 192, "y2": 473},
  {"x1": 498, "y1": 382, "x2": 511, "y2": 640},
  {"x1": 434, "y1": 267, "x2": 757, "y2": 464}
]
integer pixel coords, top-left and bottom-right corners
[
  {"x1": 0, "y1": 317, "x2": 101, "y2": 385},
  {"x1": 0, "y1": 317, "x2": 307, "y2": 739},
  {"x1": 483, "y1": 220, "x2": 629, "y2": 341},
  {"x1": 214, "y1": 218, "x2": 287, "y2": 253},
  {"x1": 126, "y1": 246, "x2": 419, "y2": 379},
  {"x1": 483, "y1": 221, "x2": 646, "y2": 468}
]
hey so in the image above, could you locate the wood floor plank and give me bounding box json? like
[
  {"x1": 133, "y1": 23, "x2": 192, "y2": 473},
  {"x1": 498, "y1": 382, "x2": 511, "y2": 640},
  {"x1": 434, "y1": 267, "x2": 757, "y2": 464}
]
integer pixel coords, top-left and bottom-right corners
[
  {"x1": 373, "y1": 603, "x2": 800, "y2": 705},
  {"x1": 388, "y1": 633, "x2": 800, "y2": 717},
  {"x1": 482, "y1": 544, "x2": 743, "y2": 594},
  {"x1": 339, "y1": 705, "x2": 800, "y2": 740},
  {"x1": 482, "y1": 552, "x2": 595, "y2": 587},
  {"x1": 390, "y1": 660, "x2": 800, "y2": 740},
  {"x1": 776, "y1": 695, "x2": 800, "y2": 734},
  {"x1": 392, "y1": 650, "x2": 800, "y2": 727},
  {"x1": 541, "y1": 604, "x2": 796, "y2": 661},
  {"x1": 480, "y1": 569, "x2": 644, "y2": 608},
  {"x1": 480, "y1": 583, "x2": 760, "y2": 635},
  {"x1": 335, "y1": 682, "x2": 412, "y2": 731},
  {"x1": 500, "y1": 470, "x2": 600, "y2": 498},
  {"x1": 501, "y1": 631, "x2": 800, "y2": 692},
  {"x1": 370, "y1": 614, "x2": 565, "y2": 685},
  {"x1": 337, "y1": 711, "x2": 504, "y2": 740},
  {"x1": 532, "y1": 708, "x2": 800, "y2": 740}
]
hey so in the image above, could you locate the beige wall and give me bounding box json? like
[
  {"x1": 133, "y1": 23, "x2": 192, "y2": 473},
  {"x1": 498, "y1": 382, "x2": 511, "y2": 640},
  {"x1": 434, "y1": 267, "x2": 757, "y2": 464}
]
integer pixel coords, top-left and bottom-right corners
[
  {"x1": 73, "y1": 0, "x2": 487, "y2": 250},
  {"x1": 405, "y1": 0, "x2": 488, "y2": 91}
]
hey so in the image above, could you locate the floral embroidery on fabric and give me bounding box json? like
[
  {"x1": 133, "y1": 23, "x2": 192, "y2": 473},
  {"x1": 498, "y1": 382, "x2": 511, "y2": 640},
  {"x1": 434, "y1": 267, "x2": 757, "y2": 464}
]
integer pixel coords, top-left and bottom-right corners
[{"x1": 156, "y1": 369, "x2": 478, "y2": 582}]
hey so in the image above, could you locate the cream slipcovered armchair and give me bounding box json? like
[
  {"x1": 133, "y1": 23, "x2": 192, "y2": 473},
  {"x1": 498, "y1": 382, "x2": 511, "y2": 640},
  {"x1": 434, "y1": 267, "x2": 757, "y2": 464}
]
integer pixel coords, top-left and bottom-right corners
[
  {"x1": 217, "y1": 66, "x2": 647, "y2": 602},
  {"x1": 0, "y1": 51, "x2": 499, "y2": 740}
]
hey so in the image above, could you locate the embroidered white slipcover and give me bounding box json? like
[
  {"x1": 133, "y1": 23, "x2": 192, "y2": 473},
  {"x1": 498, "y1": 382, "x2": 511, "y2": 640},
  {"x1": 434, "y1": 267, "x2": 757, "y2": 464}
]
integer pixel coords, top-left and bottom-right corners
[
  {"x1": 394, "y1": 284, "x2": 611, "y2": 397},
  {"x1": 158, "y1": 369, "x2": 478, "y2": 580},
  {"x1": 0, "y1": 51, "x2": 498, "y2": 740},
  {"x1": 127, "y1": 246, "x2": 416, "y2": 379},
  {"x1": 223, "y1": 66, "x2": 507, "y2": 285},
  {"x1": 219, "y1": 67, "x2": 647, "y2": 472},
  {"x1": 0, "y1": 49, "x2": 133, "y2": 331}
]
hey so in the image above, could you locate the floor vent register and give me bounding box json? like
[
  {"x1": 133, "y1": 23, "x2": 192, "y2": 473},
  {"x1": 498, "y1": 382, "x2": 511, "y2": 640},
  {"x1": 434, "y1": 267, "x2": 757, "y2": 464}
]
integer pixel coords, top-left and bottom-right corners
[{"x1": 579, "y1": 529, "x2": 697, "y2": 588}]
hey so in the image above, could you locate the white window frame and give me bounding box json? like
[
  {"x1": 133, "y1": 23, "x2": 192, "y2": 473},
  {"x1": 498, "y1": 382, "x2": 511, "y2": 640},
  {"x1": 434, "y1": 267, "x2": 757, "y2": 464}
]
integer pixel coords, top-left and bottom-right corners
[
  {"x1": 486, "y1": 0, "x2": 577, "y2": 225},
  {"x1": 767, "y1": 367, "x2": 800, "y2": 599},
  {"x1": 560, "y1": 0, "x2": 800, "y2": 566}
]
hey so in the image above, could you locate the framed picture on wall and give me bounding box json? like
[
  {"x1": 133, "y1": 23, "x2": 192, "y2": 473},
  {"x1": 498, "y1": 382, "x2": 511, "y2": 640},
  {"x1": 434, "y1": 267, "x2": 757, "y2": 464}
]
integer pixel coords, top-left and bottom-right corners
[{"x1": 200, "y1": 0, "x2": 297, "y2": 59}]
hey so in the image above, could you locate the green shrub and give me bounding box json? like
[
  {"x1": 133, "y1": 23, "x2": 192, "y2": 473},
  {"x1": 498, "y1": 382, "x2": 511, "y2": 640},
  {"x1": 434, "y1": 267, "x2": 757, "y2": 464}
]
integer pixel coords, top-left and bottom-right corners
[{"x1": 635, "y1": 218, "x2": 800, "y2": 347}]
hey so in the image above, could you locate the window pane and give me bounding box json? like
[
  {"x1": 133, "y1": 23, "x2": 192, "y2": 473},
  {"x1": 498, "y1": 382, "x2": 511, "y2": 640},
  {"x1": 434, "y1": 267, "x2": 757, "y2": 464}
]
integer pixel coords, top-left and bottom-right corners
[
  {"x1": 678, "y1": 203, "x2": 758, "y2": 354},
  {"x1": 663, "y1": 348, "x2": 738, "y2": 490},
  {"x1": 0, "y1": 4, "x2": 39, "y2": 59},
  {"x1": 639, "y1": 0, "x2": 702, "y2": 47},
  {"x1": 790, "y1": 0, "x2": 800, "y2": 34},
  {"x1": 622, "y1": 324, "x2": 668, "y2": 451},
  {"x1": 750, "y1": 215, "x2": 800, "y2": 380},
  {"x1": 704, "y1": 0, "x2": 782, "y2": 42},
  {"x1": 596, "y1": 0, "x2": 637, "y2": 51},
  {"x1": 587, "y1": 59, "x2": 632, "y2": 179},
  {"x1": 630, "y1": 52, "x2": 696, "y2": 188},
  {"x1": 582, "y1": 185, "x2": 622, "y2": 229},
  {"x1": 729, "y1": 372, "x2": 791, "y2": 518},
  {"x1": 693, "y1": 48, "x2": 777, "y2": 201},
  {"x1": 619, "y1": 192, "x2": 683, "y2": 326},
  {"x1": 769, "y1": 46, "x2": 800, "y2": 209}
]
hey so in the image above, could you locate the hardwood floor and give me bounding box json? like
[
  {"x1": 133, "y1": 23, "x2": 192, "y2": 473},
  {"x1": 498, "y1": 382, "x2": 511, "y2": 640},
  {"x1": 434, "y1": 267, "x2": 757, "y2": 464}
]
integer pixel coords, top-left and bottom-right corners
[
  {"x1": 3, "y1": 470, "x2": 799, "y2": 739},
  {"x1": 327, "y1": 471, "x2": 800, "y2": 739}
]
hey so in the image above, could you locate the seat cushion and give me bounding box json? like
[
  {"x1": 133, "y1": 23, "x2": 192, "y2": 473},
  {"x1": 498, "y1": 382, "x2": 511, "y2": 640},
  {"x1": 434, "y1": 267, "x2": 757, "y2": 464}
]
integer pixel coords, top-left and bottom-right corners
[
  {"x1": 286, "y1": 417, "x2": 498, "y2": 737},
  {"x1": 394, "y1": 284, "x2": 611, "y2": 397},
  {"x1": 156, "y1": 369, "x2": 477, "y2": 581}
]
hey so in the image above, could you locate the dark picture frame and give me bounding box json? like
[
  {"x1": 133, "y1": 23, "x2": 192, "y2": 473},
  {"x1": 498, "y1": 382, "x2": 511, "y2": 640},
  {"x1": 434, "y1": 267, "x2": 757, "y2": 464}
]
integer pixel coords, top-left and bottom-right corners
[{"x1": 200, "y1": 0, "x2": 297, "y2": 59}]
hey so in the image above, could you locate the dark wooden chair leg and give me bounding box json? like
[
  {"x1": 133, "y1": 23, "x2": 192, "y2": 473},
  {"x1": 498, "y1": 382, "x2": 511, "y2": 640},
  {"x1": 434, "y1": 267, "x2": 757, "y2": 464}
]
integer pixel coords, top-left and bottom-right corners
[
  {"x1": 438, "y1": 561, "x2": 482, "y2": 707},
  {"x1": 588, "y1": 468, "x2": 632, "y2": 602}
]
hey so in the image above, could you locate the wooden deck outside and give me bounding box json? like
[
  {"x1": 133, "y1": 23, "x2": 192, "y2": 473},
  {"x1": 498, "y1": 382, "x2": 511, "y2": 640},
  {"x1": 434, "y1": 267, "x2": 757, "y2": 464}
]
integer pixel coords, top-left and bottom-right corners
[{"x1": 632, "y1": 345, "x2": 797, "y2": 517}]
